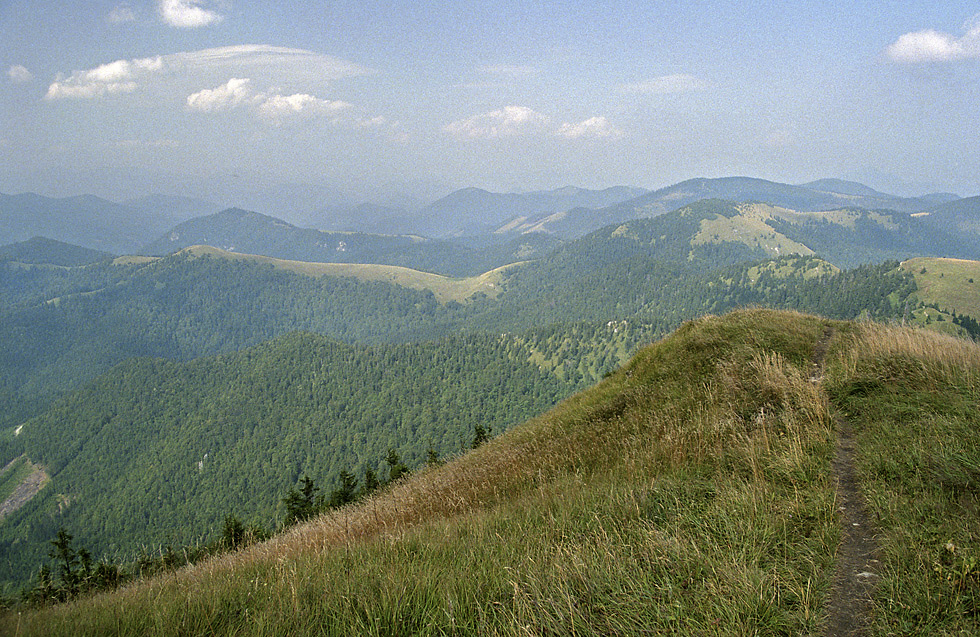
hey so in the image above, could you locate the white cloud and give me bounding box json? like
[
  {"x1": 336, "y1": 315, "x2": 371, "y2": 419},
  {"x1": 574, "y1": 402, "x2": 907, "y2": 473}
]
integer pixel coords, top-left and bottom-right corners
[
  {"x1": 620, "y1": 74, "x2": 705, "y2": 95},
  {"x1": 45, "y1": 57, "x2": 163, "y2": 99},
  {"x1": 8, "y1": 65, "x2": 33, "y2": 83},
  {"x1": 158, "y1": 0, "x2": 223, "y2": 28},
  {"x1": 886, "y1": 18, "x2": 980, "y2": 63},
  {"x1": 186, "y1": 77, "x2": 252, "y2": 112},
  {"x1": 255, "y1": 93, "x2": 352, "y2": 124},
  {"x1": 444, "y1": 105, "x2": 550, "y2": 139},
  {"x1": 556, "y1": 116, "x2": 623, "y2": 140},
  {"x1": 185, "y1": 78, "x2": 355, "y2": 125},
  {"x1": 45, "y1": 45, "x2": 370, "y2": 101},
  {"x1": 108, "y1": 4, "x2": 136, "y2": 23},
  {"x1": 356, "y1": 116, "x2": 387, "y2": 129}
]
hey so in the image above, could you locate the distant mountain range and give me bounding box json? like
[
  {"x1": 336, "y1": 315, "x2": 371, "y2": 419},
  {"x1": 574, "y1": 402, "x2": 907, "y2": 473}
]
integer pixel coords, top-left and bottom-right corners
[
  {"x1": 492, "y1": 177, "x2": 964, "y2": 239},
  {"x1": 6, "y1": 179, "x2": 980, "y2": 588},
  {"x1": 0, "y1": 192, "x2": 220, "y2": 254},
  {"x1": 139, "y1": 208, "x2": 559, "y2": 277},
  {"x1": 2, "y1": 177, "x2": 975, "y2": 268}
]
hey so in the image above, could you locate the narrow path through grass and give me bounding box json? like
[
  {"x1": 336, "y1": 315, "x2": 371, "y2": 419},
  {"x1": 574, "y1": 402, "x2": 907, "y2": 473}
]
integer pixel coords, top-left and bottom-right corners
[{"x1": 817, "y1": 327, "x2": 881, "y2": 636}]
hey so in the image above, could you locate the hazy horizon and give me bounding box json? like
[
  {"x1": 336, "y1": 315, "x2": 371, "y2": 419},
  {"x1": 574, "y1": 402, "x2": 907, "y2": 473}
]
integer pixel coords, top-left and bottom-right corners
[{"x1": 3, "y1": 2, "x2": 979, "y2": 207}]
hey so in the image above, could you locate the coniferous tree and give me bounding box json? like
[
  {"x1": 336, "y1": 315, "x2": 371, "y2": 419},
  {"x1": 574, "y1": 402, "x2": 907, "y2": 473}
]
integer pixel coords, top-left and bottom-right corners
[
  {"x1": 425, "y1": 446, "x2": 441, "y2": 467},
  {"x1": 361, "y1": 467, "x2": 380, "y2": 497},
  {"x1": 49, "y1": 529, "x2": 81, "y2": 600},
  {"x1": 385, "y1": 448, "x2": 409, "y2": 483},
  {"x1": 471, "y1": 423, "x2": 492, "y2": 449},
  {"x1": 282, "y1": 475, "x2": 321, "y2": 527},
  {"x1": 221, "y1": 515, "x2": 248, "y2": 550},
  {"x1": 329, "y1": 470, "x2": 359, "y2": 508}
]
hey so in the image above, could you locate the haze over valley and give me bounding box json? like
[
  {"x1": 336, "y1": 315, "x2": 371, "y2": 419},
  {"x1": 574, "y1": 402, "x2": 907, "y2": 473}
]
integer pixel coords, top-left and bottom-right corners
[{"x1": 2, "y1": 2, "x2": 980, "y2": 634}]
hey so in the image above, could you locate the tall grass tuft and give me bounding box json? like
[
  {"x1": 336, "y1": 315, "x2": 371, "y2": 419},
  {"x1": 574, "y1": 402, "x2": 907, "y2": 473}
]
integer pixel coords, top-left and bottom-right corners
[{"x1": 826, "y1": 323, "x2": 980, "y2": 635}]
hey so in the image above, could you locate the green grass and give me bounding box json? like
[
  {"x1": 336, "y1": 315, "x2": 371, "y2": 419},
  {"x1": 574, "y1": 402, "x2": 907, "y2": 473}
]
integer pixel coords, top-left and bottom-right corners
[
  {"x1": 1, "y1": 309, "x2": 839, "y2": 635},
  {"x1": 692, "y1": 203, "x2": 815, "y2": 258},
  {"x1": 826, "y1": 324, "x2": 980, "y2": 635},
  {"x1": 903, "y1": 257, "x2": 980, "y2": 319},
  {"x1": 7, "y1": 309, "x2": 979, "y2": 635}
]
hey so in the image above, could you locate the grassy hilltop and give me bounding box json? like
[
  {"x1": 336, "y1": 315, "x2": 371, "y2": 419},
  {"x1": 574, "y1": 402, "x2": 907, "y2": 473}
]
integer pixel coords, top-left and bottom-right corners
[{"x1": 3, "y1": 309, "x2": 978, "y2": 635}]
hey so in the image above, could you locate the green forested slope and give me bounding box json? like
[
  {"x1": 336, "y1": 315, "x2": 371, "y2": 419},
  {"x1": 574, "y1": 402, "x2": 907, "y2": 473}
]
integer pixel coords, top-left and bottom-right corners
[
  {"x1": 0, "y1": 330, "x2": 587, "y2": 586},
  {"x1": 0, "y1": 246, "x2": 920, "y2": 437}
]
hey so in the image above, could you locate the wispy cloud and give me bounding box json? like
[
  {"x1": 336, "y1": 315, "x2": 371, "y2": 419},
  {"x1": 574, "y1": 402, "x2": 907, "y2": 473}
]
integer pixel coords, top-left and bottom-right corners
[
  {"x1": 172, "y1": 45, "x2": 371, "y2": 82},
  {"x1": 44, "y1": 45, "x2": 371, "y2": 101},
  {"x1": 46, "y1": 57, "x2": 163, "y2": 99},
  {"x1": 108, "y1": 4, "x2": 136, "y2": 24},
  {"x1": 556, "y1": 116, "x2": 623, "y2": 140},
  {"x1": 158, "y1": 0, "x2": 223, "y2": 28},
  {"x1": 445, "y1": 107, "x2": 623, "y2": 142},
  {"x1": 886, "y1": 16, "x2": 980, "y2": 63},
  {"x1": 8, "y1": 65, "x2": 33, "y2": 84},
  {"x1": 478, "y1": 64, "x2": 539, "y2": 77},
  {"x1": 620, "y1": 74, "x2": 705, "y2": 95},
  {"x1": 444, "y1": 106, "x2": 550, "y2": 139}
]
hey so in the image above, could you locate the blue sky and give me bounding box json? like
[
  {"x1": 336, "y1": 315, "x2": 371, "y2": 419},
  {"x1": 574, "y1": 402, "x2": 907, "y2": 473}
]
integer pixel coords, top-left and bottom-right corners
[{"x1": 1, "y1": 1, "x2": 979, "y2": 207}]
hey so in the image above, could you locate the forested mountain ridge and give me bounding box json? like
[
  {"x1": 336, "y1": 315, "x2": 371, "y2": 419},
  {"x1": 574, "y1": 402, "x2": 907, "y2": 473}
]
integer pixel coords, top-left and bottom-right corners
[
  {"x1": 0, "y1": 327, "x2": 631, "y2": 584},
  {"x1": 0, "y1": 237, "x2": 113, "y2": 267},
  {"x1": 553, "y1": 198, "x2": 980, "y2": 269},
  {"x1": 2, "y1": 183, "x2": 978, "y2": 594},
  {"x1": 0, "y1": 250, "x2": 922, "y2": 589},
  {"x1": 0, "y1": 209, "x2": 926, "y2": 436},
  {"x1": 2, "y1": 193, "x2": 955, "y2": 431},
  {"x1": 158, "y1": 245, "x2": 519, "y2": 304}
]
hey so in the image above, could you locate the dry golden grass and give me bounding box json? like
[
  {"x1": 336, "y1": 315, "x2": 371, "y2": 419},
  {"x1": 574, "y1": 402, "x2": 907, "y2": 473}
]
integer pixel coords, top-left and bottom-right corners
[{"x1": 832, "y1": 320, "x2": 980, "y2": 389}]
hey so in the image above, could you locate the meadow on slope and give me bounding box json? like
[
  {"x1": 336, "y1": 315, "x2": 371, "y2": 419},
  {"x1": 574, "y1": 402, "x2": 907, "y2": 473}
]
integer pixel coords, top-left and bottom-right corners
[{"x1": 4, "y1": 309, "x2": 978, "y2": 635}]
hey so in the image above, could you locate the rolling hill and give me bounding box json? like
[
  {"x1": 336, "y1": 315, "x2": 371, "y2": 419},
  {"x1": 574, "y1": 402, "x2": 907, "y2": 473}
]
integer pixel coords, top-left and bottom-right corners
[
  {"x1": 412, "y1": 185, "x2": 648, "y2": 238},
  {"x1": 915, "y1": 195, "x2": 980, "y2": 235},
  {"x1": 162, "y1": 245, "x2": 519, "y2": 304},
  {"x1": 497, "y1": 176, "x2": 959, "y2": 239},
  {"x1": 557, "y1": 198, "x2": 980, "y2": 269},
  {"x1": 0, "y1": 237, "x2": 113, "y2": 267},
  {"x1": 140, "y1": 207, "x2": 559, "y2": 277},
  {"x1": 3, "y1": 196, "x2": 945, "y2": 437},
  {"x1": 4, "y1": 309, "x2": 977, "y2": 635}
]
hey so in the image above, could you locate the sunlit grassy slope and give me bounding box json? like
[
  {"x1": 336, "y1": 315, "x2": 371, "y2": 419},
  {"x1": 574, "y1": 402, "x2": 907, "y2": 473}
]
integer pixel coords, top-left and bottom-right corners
[
  {"x1": 6, "y1": 309, "x2": 979, "y2": 635},
  {"x1": 118, "y1": 245, "x2": 521, "y2": 304},
  {"x1": 902, "y1": 257, "x2": 980, "y2": 318},
  {"x1": 183, "y1": 244, "x2": 522, "y2": 304}
]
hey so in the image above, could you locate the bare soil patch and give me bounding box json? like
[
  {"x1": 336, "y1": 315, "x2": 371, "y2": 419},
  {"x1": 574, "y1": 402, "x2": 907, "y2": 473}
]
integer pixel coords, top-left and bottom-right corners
[{"x1": 0, "y1": 457, "x2": 49, "y2": 522}]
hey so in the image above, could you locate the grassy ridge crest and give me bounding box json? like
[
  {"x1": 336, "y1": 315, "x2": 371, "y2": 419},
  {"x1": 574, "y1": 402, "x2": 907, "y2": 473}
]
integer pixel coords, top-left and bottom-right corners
[
  {"x1": 179, "y1": 245, "x2": 520, "y2": 304},
  {"x1": 5, "y1": 309, "x2": 979, "y2": 635}
]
